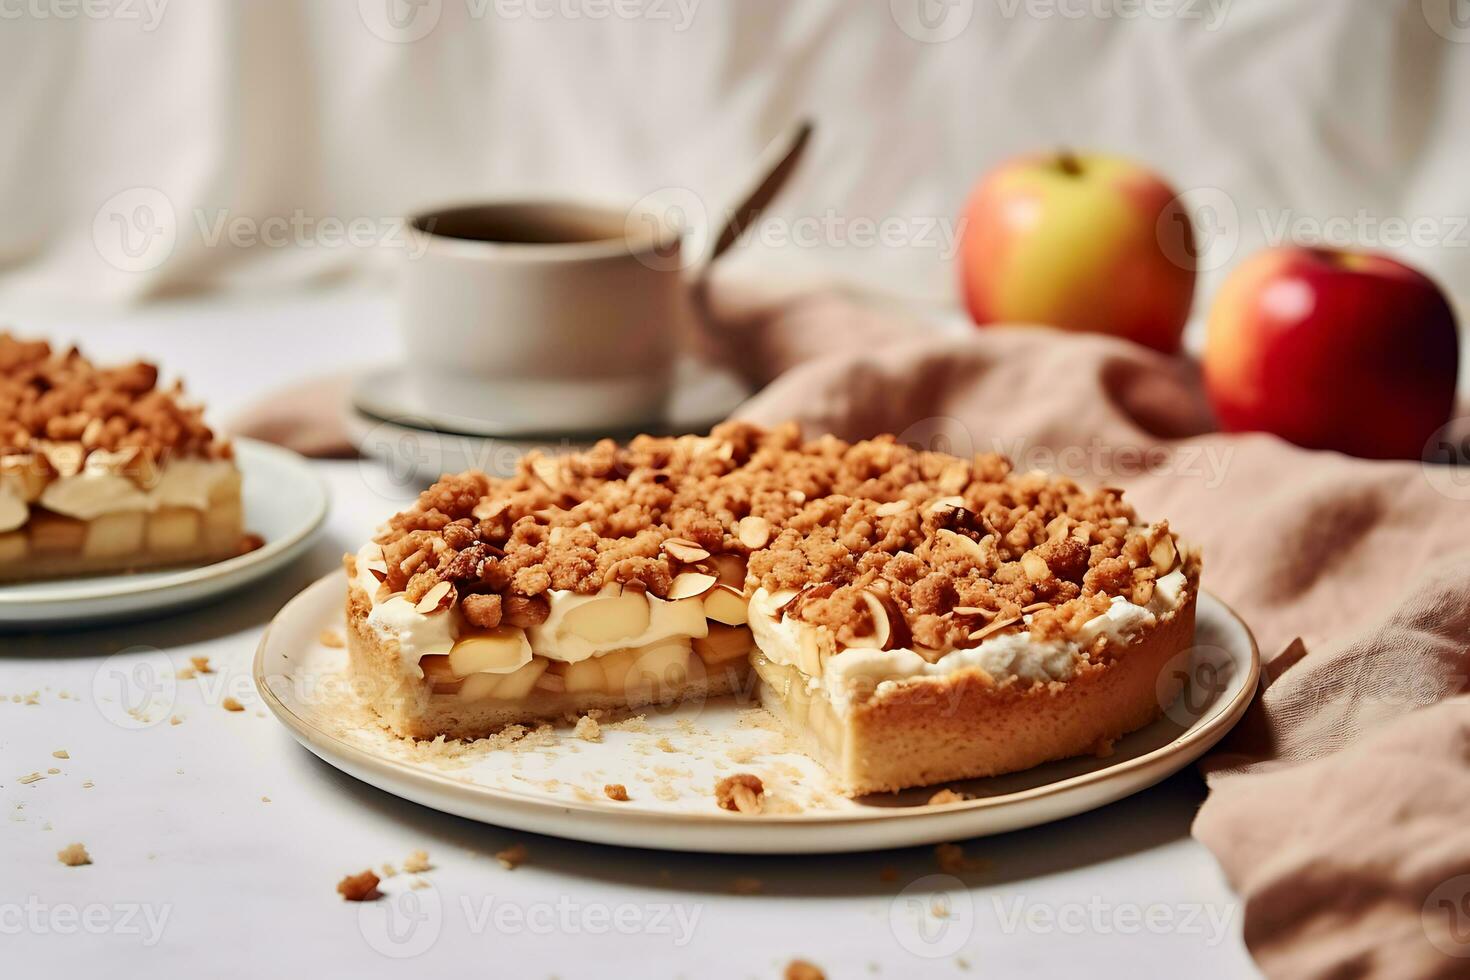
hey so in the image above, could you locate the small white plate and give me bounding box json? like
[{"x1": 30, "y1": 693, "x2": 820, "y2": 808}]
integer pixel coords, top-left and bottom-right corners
[
  {"x1": 256, "y1": 574, "x2": 1259, "y2": 854},
  {"x1": 0, "y1": 439, "x2": 328, "y2": 630},
  {"x1": 351, "y1": 354, "x2": 752, "y2": 440}
]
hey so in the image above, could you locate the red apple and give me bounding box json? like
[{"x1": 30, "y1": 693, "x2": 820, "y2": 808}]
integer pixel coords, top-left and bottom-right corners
[
  {"x1": 958, "y1": 151, "x2": 1196, "y2": 353},
  {"x1": 1203, "y1": 247, "x2": 1459, "y2": 460}
]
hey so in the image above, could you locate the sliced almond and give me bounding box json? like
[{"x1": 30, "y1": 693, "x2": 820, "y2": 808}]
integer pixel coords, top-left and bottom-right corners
[
  {"x1": 1020, "y1": 601, "x2": 1051, "y2": 614},
  {"x1": 951, "y1": 605, "x2": 996, "y2": 620},
  {"x1": 473, "y1": 498, "x2": 510, "y2": 521},
  {"x1": 778, "y1": 581, "x2": 836, "y2": 619},
  {"x1": 938, "y1": 461, "x2": 970, "y2": 494},
  {"x1": 414, "y1": 580, "x2": 455, "y2": 614},
  {"x1": 967, "y1": 616, "x2": 1021, "y2": 644},
  {"x1": 710, "y1": 553, "x2": 747, "y2": 589},
  {"x1": 667, "y1": 571, "x2": 718, "y2": 601},
  {"x1": 80, "y1": 417, "x2": 105, "y2": 448},
  {"x1": 1149, "y1": 532, "x2": 1177, "y2": 574},
  {"x1": 844, "y1": 590, "x2": 893, "y2": 650},
  {"x1": 1020, "y1": 551, "x2": 1050, "y2": 582},
  {"x1": 1045, "y1": 515, "x2": 1071, "y2": 541},
  {"x1": 529, "y1": 455, "x2": 563, "y2": 492},
  {"x1": 736, "y1": 516, "x2": 771, "y2": 550},
  {"x1": 367, "y1": 565, "x2": 389, "y2": 583},
  {"x1": 924, "y1": 495, "x2": 967, "y2": 516},
  {"x1": 869, "y1": 589, "x2": 913, "y2": 650},
  {"x1": 937, "y1": 528, "x2": 986, "y2": 563},
  {"x1": 875, "y1": 499, "x2": 912, "y2": 518},
  {"x1": 38, "y1": 441, "x2": 84, "y2": 479},
  {"x1": 662, "y1": 538, "x2": 711, "y2": 563}
]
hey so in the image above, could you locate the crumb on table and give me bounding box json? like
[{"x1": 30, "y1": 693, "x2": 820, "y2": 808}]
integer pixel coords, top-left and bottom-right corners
[
  {"x1": 403, "y1": 849, "x2": 431, "y2": 873},
  {"x1": 934, "y1": 842, "x2": 987, "y2": 874},
  {"x1": 221, "y1": 697, "x2": 245, "y2": 712},
  {"x1": 57, "y1": 842, "x2": 91, "y2": 866},
  {"x1": 190, "y1": 656, "x2": 213, "y2": 674},
  {"x1": 495, "y1": 844, "x2": 527, "y2": 870},
  {"x1": 730, "y1": 876, "x2": 762, "y2": 895},
  {"x1": 603, "y1": 783, "x2": 629, "y2": 802},
  {"x1": 337, "y1": 869, "x2": 380, "y2": 901},
  {"x1": 785, "y1": 961, "x2": 825, "y2": 980}
]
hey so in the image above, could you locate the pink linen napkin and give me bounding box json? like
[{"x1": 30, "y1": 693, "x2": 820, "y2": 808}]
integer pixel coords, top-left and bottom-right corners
[{"x1": 234, "y1": 285, "x2": 1470, "y2": 978}]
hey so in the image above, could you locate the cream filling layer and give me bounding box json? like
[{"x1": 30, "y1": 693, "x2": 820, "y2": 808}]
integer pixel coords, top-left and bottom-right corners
[
  {"x1": 352, "y1": 538, "x2": 1188, "y2": 704},
  {"x1": 747, "y1": 568, "x2": 1188, "y2": 714},
  {"x1": 3, "y1": 457, "x2": 239, "y2": 527}
]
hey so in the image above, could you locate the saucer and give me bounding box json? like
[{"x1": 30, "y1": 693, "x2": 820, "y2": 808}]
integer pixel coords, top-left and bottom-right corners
[{"x1": 350, "y1": 354, "x2": 751, "y2": 440}]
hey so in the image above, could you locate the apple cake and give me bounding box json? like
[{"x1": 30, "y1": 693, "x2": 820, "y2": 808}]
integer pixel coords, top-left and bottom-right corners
[
  {"x1": 345, "y1": 422, "x2": 1200, "y2": 796},
  {"x1": 0, "y1": 333, "x2": 252, "y2": 582}
]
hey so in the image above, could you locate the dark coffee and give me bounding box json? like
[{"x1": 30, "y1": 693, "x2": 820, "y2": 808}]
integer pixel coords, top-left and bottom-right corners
[{"x1": 413, "y1": 202, "x2": 626, "y2": 245}]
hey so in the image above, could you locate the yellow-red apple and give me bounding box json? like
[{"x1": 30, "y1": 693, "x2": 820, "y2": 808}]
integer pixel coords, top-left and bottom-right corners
[
  {"x1": 1204, "y1": 247, "x2": 1459, "y2": 460},
  {"x1": 958, "y1": 152, "x2": 1196, "y2": 353}
]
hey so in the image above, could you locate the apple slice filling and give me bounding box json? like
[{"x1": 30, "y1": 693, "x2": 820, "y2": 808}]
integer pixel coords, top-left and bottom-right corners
[{"x1": 421, "y1": 572, "x2": 754, "y2": 703}]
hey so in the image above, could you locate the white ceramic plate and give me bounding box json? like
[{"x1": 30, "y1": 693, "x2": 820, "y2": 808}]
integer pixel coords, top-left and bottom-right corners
[
  {"x1": 351, "y1": 354, "x2": 752, "y2": 440},
  {"x1": 256, "y1": 573, "x2": 1259, "y2": 854},
  {"x1": 0, "y1": 439, "x2": 328, "y2": 630}
]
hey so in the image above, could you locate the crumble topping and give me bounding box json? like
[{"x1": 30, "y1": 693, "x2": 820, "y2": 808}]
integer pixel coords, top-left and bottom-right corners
[
  {"x1": 368, "y1": 422, "x2": 1187, "y2": 651},
  {"x1": 0, "y1": 333, "x2": 230, "y2": 474}
]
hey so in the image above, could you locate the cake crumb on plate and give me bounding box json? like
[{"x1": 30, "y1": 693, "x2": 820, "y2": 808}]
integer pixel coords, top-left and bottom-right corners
[{"x1": 714, "y1": 773, "x2": 764, "y2": 814}]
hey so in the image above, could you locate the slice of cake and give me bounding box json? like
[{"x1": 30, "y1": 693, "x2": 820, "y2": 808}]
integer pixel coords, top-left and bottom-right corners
[
  {"x1": 344, "y1": 422, "x2": 1200, "y2": 796},
  {"x1": 0, "y1": 333, "x2": 251, "y2": 582}
]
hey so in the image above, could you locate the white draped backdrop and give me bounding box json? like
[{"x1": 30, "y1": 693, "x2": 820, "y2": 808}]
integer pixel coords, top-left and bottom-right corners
[{"x1": 1, "y1": 0, "x2": 1468, "y2": 378}]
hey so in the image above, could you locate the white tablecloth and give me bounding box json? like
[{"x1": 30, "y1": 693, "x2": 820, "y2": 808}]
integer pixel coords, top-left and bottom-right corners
[{"x1": 2, "y1": 288, "x2": 1255, "y2": 977}]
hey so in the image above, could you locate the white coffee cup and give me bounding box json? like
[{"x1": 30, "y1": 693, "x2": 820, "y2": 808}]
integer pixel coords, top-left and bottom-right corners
[{"x1": 398, "y1": 199, "x2": 686, "y2": 433}]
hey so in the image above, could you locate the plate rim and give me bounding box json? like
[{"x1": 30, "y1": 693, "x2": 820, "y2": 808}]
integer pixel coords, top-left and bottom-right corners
[
  {"x1": 0, "y1": 437, "x2": 329, "y2": 609},
  {"x1": 255, "y1": 572, "x2": 1261, "y2": 829}
]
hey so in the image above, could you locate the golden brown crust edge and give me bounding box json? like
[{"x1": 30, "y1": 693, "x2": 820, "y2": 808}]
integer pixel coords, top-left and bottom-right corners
[{"x1": 836, "y1": 563, "x2": 1201, "y2": 795}]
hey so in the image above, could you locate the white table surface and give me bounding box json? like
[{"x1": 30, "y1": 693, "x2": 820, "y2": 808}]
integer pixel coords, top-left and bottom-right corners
[{"x1": 1, "y1": 286, "x2": 1258, "y2": 978}]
